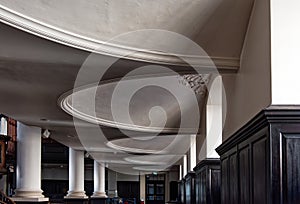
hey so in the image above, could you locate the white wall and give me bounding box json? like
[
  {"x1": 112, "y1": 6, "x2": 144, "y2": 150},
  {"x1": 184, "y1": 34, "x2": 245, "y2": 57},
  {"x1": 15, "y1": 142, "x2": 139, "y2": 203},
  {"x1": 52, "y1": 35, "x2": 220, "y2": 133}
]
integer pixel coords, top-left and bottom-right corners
[
  {"x1": 271, "y1": 0, "x2": 300, "y2": 104},
  {"x1": 222, "y1": 0, "x2": 271, "y2": 140}
]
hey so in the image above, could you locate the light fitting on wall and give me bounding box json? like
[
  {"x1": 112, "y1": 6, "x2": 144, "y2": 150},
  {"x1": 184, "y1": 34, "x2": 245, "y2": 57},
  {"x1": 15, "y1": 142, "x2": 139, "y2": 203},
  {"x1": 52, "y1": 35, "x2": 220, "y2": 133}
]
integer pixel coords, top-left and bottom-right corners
[
  {"x1": 85, "y1": 152, "x2": 90, "y2": 158},
  {"x1": 42, "y1": 129, "x2": 51, "y2": 138}
]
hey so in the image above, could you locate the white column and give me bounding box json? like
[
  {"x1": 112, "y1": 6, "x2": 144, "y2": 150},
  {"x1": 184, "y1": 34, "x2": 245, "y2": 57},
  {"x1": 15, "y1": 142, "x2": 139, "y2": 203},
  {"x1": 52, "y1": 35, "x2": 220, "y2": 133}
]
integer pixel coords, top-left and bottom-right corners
[
  {"x1": 179, "y1": 165, "x2": 182, "y2": 180},
  {"x1": 92, "y1": 161, "x2": 107, "y2": 198},
  {"x1": 65, "y1": 148, "x2": 87, "y2": 198},
  {"x1": 183, "y1": 155, "x2": 187, "y2": 178},
  {"x1": 206, "y1": 75, "x2": 222, "y2": 158},
  {"x1": 13, "y1": 122, "x2": 48, "y2": 202},
  {"x1": 189, "y1": 135, "x2": 197, "y2": 171}
]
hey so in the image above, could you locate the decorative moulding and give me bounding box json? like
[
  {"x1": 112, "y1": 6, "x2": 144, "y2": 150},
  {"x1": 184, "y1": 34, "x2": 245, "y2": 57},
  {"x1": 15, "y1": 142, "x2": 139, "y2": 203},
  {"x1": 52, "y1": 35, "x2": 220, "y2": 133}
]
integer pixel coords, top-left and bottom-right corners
[{"x1": 0, "y1": 5, "x2": 239, "y2": 71}]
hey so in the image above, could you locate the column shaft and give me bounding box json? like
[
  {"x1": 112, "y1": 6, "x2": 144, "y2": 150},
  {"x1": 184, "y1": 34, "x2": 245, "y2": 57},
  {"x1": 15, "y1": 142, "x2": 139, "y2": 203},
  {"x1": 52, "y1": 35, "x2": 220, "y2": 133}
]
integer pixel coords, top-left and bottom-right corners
[
  {"x1": 13, "y1": 122, "x2": 48, "y2": 202},
  {"x1": 183, "y1": 155, "x2": 187, "y2": 177},
  {"x1": 92, "y1": 161, "x2": 107, "y2": 197},
  {"x1": 65, "y1": 148, "x2": 87, "y2": 198}
]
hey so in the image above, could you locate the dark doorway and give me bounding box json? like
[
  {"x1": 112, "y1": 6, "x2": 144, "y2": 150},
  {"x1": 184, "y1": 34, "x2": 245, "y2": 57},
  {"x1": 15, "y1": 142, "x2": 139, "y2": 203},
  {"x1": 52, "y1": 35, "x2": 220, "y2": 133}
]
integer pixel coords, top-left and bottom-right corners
[
  {"x1": 117, "y1": 181, "x2": 140, "y2": 199},
  {"x1": 146, "y1": 174, "x2": 165, "y2": 204},
  {"x1": 169, "y1": 181, "x2": 179, "y2": 201}
]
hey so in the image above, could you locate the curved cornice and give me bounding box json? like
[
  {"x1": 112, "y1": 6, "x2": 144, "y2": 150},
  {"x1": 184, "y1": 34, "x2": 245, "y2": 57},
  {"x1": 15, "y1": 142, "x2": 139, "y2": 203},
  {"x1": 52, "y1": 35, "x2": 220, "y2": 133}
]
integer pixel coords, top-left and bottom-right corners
[{"x1": 0, "y1": 5, "x2": 239, "y2": 71}]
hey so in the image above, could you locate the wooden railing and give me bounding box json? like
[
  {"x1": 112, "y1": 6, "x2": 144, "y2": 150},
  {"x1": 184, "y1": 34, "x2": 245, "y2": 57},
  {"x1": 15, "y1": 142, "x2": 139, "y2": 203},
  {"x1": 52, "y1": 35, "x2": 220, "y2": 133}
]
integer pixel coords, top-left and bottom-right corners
[{"x1": 0, "y1": 191, "x2": 15, "y2": 204}]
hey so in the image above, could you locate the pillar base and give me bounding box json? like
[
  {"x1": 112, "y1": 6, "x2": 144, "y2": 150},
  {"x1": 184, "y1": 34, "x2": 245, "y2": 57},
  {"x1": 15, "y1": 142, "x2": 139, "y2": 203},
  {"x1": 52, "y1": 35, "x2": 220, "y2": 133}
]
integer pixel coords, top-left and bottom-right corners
[
  {"x1": 65, "y1": 190, "x2": 88, "y2": 198},
  {"x1": 14, "y1": 189, "x2": 44, "y2": 198},
  {"x1": 91, "y1": 191, "x2": 107, "y2": 198},
  {"x1": 64, "y1": 191, "x2": 88, "y2": 204},
  {"x1": 13, "y1": 189, "x2": 48, "y2": 203},
  {"x1": 12, "y1": 197, "x2": 49, "y2": 203},
  {"x1": 90, "y1": 197, "x2": 107, "y2": 204}
]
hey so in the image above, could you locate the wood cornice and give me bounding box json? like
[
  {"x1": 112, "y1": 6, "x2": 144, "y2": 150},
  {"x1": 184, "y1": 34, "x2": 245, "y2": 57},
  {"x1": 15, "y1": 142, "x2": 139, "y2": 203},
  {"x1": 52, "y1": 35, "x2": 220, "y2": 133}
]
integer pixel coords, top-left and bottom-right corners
[
  {"x1": 216, "y1": 105, "x2": 300, "y2": 155},
  {"x1": 193, "y1": 158, "x2": 220, "y2": 172}
]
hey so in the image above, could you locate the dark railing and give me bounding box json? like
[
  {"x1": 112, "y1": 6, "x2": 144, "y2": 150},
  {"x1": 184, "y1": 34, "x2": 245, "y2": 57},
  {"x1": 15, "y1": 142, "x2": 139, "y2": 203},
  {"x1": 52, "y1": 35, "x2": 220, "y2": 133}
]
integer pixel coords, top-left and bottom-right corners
[{"x1": 0, "y1": 191, "x2": 15, "y2": 204}]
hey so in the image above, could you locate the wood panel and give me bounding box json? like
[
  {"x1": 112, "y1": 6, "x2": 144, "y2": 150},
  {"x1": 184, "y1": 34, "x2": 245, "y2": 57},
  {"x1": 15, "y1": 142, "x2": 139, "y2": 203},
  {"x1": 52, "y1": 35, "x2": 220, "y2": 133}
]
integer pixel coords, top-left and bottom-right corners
[
  {"x1": 252, "y1": 137, "x2": 267, "y2": 203},
  {"x1": 216, "y1": 107, "x2": 300, "y2": 204},
  {"x1": 194, "y1": 159, "x2": 220, "y2": 204},
  {"x1": 229, "y1": 154, "x2": 238, "y2": 204},
  {"x1": 221, "y1": 158, "x2": 229, "y2": 204},
  {"x1": 282, "y1": 134, "x2": 300, "y2": 203},
  {"x1": 180, "y1": 179, "x2": 185, "y2": 204},
  {"x1": 185, "y1": 172, "x2": 195, "y2": 204},
  {"x1": 239, "y1": 147, "x2": 250, "y2": 204},
  {"x1": 210, "y1": 168, "x2": 221, "y2": 204}
]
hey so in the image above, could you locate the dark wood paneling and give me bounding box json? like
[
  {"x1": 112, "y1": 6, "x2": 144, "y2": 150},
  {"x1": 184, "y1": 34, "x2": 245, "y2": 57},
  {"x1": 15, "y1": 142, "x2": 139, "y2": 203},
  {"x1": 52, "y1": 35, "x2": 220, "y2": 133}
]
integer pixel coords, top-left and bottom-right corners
[
  {"x1": 216, "y1": 107, "x2": 300, "y2": 204},
  {"x1": 185, "y1": 172, "x2": 195, "y2": 204},
  {"x1": 194, "y1": 159, "x2": 220, "y2": 204},
  {"x1": 221, "y1": 158, "x2": 228, "y2": 204},
  {"x1": 197, "y1": 169, "x2": 206, "y2": 204},
  {"x1": 211, "y1": 169, "x2": 221, "y2": 204},
  {"x1": 180, "y1": 179, "x2": 185, "y2": 204},
  {"x1": 239, "y1": 147, "x2": 250, "y2": 204},
  {"x1": 229, "y1": 154, "x2": 238, "y2": 204},
  {"x1": 252, "y1": 137, "x2": 267, "y2": 203},
  {"x1": 282, "y1": 134, "x2": 300, "y2": 204}
]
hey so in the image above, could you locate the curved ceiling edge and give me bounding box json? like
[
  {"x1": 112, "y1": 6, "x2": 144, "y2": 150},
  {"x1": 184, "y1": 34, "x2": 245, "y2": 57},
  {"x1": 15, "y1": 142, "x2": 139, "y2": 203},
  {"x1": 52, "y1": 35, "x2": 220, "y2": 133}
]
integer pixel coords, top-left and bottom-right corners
[{"x1": 0, "y1": 5, "x2": 239, "y2": 71}]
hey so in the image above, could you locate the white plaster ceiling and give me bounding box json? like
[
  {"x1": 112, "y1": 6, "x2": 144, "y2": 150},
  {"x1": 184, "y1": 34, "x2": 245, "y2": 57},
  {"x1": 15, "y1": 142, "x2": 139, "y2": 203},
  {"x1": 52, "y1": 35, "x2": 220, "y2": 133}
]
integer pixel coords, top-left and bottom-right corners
[
  {"x1": 0, "y1": 0, "x2": 254, "y2": 172},
  {"x1": 0, "y1": 0, "x2": 253, "y2": 64},
  {"x1": 59, "y1": 75, "x2": 208, "y2": 133}
]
